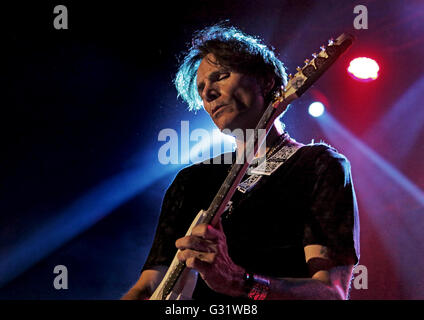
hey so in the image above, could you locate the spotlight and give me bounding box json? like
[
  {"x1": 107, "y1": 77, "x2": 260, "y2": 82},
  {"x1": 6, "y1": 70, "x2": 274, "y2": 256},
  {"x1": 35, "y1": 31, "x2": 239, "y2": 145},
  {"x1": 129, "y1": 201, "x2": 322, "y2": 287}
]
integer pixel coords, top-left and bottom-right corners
[
  {"x1": 308, "y1": 102, "x2": 325, "y2": 117},
  {"x1": 347, "y1": 57, "x2": 379, "y2": 82}
]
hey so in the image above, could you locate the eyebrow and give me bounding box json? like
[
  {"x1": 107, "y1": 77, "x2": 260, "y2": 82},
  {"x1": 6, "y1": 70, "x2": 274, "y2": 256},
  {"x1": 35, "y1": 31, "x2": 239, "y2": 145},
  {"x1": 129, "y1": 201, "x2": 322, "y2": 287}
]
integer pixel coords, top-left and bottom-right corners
[{"x1": 197, "y1": 70, "x2": 228, "y2": 95}]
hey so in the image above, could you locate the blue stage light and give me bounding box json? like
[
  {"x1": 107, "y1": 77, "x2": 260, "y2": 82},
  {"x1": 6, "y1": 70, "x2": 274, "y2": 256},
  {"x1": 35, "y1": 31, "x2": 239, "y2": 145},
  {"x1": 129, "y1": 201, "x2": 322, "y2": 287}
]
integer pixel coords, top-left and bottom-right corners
[{"x1": 308, "y1": 102, "x2": 325, "y2": 117}]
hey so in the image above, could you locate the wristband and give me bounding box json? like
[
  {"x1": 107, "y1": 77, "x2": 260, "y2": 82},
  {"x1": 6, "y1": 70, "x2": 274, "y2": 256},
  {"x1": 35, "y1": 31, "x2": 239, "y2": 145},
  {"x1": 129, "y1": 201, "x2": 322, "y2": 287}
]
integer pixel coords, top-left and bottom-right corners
[{"x1": 243, "y1": 272, "x2": 270, "y2": 300}]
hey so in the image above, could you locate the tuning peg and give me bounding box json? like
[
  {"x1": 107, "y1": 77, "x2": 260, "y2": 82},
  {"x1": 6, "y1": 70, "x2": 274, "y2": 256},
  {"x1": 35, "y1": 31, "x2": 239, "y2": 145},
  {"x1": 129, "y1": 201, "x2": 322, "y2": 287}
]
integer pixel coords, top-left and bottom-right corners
[
  {"x1": 304, "y1": 59, "x2": 310, "y2": 65},
  {"x1": 288, "y1": 73, "x2": 293, "y2": 79},
  {"x1": 312, "y1": 52, "x2": 318, "y2": 58},
  {"x1": 320, "y1": 45, "x2": 325, "y2": 51},
  {"x1": 328, "y1": 38, "x2": 334, "y2": 45},
  {"x1": 296, "y1": 66, "x2": 302, "y2": 72}
]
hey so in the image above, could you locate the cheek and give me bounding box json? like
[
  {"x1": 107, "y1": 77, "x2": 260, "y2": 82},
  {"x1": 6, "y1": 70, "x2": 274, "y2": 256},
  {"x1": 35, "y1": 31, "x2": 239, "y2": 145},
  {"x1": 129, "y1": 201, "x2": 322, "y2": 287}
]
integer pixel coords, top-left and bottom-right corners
[
  {"x1": 230, "y1": 77, "x2": 263, "y2": 107},
  {"x1": 233, "y1": 86, "x2": 263, "y2": 110}
]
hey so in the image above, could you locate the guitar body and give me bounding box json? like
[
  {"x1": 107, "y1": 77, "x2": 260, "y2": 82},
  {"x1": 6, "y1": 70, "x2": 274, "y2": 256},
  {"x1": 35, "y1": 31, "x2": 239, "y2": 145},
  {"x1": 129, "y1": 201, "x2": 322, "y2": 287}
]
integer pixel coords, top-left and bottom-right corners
[
  {"x1": 149, "y1": 210, "x2": 208, "y2": 300},
  {"x1": 151, "y1": 267, "x2": 198, "y2": 300}
]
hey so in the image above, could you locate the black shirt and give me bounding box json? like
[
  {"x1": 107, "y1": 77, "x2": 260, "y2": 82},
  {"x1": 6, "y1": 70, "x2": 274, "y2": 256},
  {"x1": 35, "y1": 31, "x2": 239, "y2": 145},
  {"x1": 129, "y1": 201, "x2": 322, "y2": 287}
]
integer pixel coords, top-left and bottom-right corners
[{"x1": 142, "y1": 143, "x2": 360, "y2": 300}]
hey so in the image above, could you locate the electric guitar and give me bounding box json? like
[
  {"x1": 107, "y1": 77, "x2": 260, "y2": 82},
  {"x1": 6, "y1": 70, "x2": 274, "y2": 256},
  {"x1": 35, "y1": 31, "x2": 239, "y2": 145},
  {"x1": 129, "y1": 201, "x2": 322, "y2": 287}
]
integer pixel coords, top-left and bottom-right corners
[{"x1": 149, "y1": 32, "x2": 355, "y2": 300}]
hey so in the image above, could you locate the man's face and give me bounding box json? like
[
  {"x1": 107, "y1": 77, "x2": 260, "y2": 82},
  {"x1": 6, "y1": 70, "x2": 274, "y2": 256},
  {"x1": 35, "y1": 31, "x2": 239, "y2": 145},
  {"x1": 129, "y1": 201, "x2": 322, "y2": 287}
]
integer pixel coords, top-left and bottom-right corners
[{"x1": 196, "y1": 53, "x2": 266, "y2": 132}]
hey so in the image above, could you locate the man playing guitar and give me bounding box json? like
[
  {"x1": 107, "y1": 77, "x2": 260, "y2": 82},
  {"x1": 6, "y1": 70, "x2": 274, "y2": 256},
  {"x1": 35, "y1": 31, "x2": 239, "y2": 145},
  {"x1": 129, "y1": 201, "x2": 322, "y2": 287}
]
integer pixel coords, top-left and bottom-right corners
[{"x1": 122, "y1": 24, "x2": 360, "y2": 300}]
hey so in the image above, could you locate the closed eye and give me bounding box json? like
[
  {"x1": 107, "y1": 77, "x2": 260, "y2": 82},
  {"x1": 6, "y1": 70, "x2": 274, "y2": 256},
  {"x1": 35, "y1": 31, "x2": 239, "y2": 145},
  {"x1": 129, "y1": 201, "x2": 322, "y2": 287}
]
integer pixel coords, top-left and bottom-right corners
[
  {"x1": 217, "y1": 72, "x2": 230, "y2": 81},
  {"x1": 197, "y1": 71, "x2": 230, "y2": 96}
]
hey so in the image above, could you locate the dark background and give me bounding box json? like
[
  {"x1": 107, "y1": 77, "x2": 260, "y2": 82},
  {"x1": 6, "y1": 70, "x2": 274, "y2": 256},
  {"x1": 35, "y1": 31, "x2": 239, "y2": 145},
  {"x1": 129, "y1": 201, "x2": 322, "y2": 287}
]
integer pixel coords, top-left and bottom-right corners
[{"x1": 1, "y1": 0, "x2": 423, "y2": 299}]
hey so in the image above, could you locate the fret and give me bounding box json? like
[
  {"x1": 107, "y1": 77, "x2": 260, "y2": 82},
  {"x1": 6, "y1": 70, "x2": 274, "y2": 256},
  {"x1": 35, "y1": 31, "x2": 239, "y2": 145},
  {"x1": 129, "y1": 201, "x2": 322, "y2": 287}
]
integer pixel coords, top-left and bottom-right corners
[{"x1": 162, "y1": 261, "x2": 185, "y2": 299}]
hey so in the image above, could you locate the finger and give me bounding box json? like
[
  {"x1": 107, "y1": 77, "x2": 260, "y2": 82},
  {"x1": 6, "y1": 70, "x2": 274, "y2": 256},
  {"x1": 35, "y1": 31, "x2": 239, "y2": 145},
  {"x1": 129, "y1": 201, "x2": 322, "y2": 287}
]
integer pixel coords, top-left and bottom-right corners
[
  {"x1": 185, "y1": 256, "x2": 212, "y2": 275},
  {"x1": 178, "y1": 249, "x2": 216, "y2": 263},
  {"x1": 191, "y1": 224, "x2": 221, "y2": 241},
  {"x1": 175, "y1": 236, "x2": 217, "y2": 252},
  {"x1": 177, "y1": 249, "x2": 215, "y2": 264}
]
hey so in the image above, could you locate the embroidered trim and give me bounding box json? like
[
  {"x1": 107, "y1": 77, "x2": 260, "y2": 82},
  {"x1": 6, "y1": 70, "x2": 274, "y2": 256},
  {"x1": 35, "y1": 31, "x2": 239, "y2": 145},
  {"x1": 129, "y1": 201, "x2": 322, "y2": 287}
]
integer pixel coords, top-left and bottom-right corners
[
  {"x1": 237, "y1": 144, "x2": 301, "y2": 194},
  {"x1": 251, "y1": 144, "x2": 300, "y2": 175},
  {"x1": 236, "y1": 174, "x2": 263, "y2": 194}
]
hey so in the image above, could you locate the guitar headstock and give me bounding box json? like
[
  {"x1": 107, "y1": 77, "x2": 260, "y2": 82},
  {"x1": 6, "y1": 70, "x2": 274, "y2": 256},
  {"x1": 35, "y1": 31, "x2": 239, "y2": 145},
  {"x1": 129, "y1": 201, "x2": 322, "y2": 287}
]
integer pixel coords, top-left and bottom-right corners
[{"x1": 274, "y1": 33, "x2": 354, "y2": 105}]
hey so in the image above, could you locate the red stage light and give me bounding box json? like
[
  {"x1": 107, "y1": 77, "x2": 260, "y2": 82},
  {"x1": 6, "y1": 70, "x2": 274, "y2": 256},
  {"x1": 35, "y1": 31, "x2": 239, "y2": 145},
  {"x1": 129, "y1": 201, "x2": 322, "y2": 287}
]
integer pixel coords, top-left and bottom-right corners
[{"x1": 347, "y1": 57, "x2": 379, "y2": 82}]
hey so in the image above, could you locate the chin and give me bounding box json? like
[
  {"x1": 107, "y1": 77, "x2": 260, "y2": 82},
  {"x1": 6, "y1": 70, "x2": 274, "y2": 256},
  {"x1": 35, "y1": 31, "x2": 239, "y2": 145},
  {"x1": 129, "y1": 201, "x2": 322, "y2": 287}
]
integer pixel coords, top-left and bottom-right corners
[
  {"x1": 214, "y1": 111, "x2": 252, "y2": 132},
  {"x1": 216, "y1": 119, "x2": 239, "y2": 132},
  {"x1": 214, "y1": 117, "x2": 235, "y2": 132}
]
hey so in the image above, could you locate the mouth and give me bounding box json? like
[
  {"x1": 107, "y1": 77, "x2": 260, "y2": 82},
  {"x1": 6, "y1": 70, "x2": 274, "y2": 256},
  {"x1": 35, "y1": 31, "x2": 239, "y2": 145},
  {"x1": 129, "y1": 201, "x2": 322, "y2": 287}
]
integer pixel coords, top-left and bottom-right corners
[{"x1": 212, "y1": 104, "x2": 228, "y2": 117}]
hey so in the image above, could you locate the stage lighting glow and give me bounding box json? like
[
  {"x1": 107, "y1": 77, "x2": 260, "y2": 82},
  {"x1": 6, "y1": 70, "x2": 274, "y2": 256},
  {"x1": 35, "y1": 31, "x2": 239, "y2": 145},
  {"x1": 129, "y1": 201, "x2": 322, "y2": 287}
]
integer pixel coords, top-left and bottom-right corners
[
  {"x1": 185, "y1": 128, "x2": 235, "y2": 163},
  {"x1": 348, "y1": 57, "x2": 379, "y2": 81},
  {"x1": 308, "y1": 102, "x2": 325, "y2": 117}
]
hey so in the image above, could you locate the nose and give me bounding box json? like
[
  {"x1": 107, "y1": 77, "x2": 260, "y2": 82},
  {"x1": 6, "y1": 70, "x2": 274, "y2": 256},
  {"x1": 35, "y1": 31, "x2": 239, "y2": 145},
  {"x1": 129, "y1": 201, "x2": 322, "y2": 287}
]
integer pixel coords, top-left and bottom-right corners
[{"x1": 203, "y1": 82, "x2": 220, "y2": 103}]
